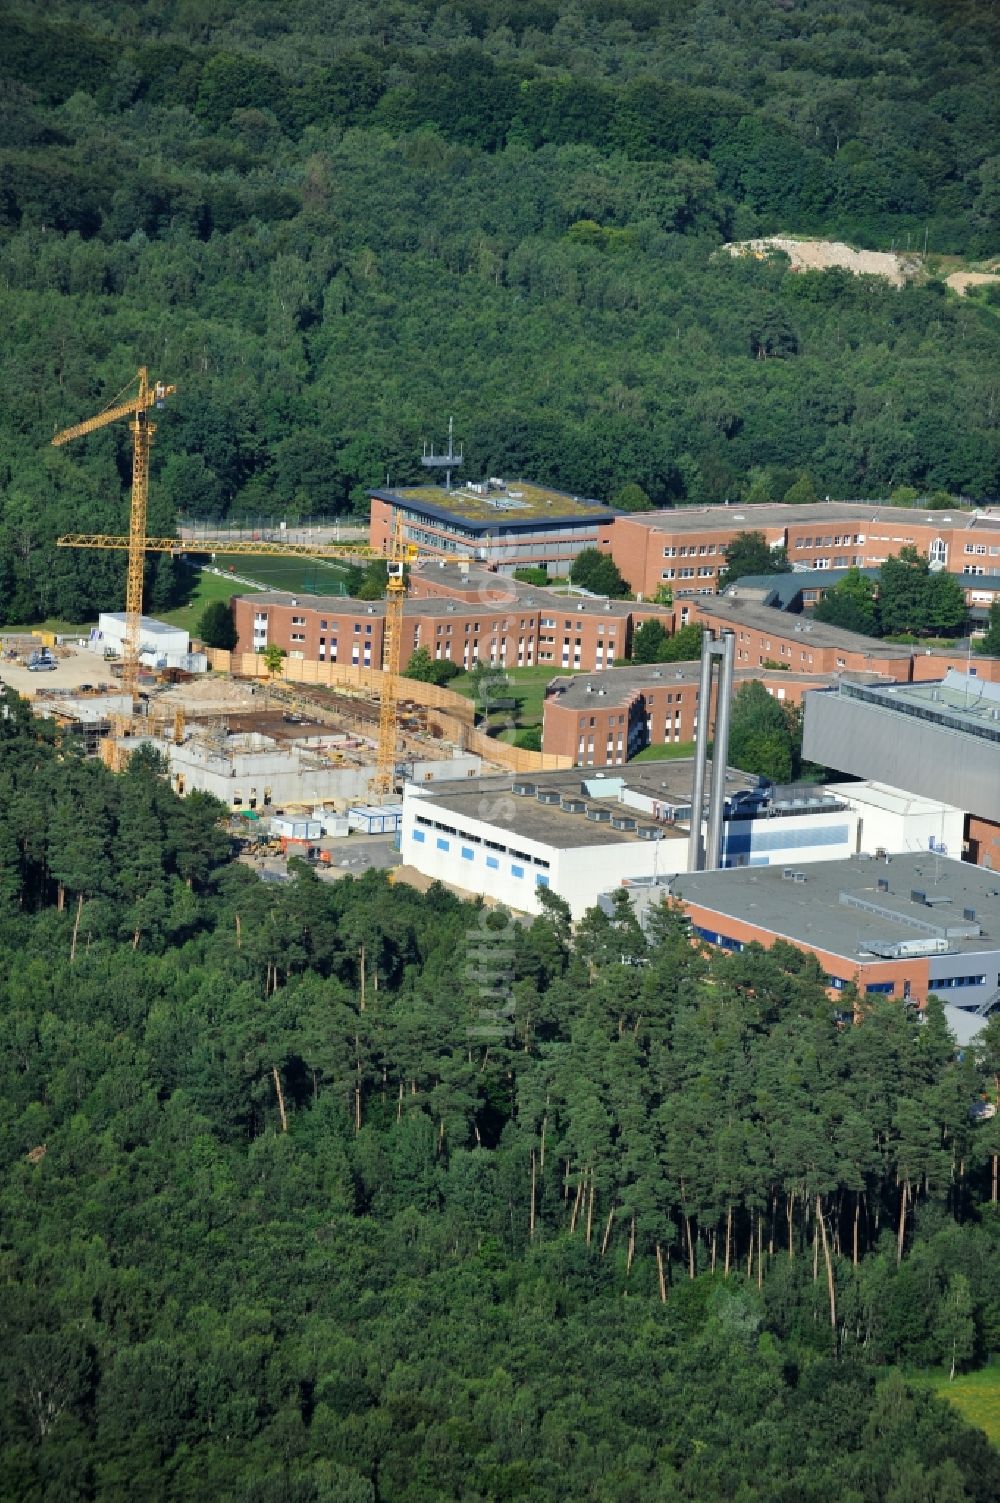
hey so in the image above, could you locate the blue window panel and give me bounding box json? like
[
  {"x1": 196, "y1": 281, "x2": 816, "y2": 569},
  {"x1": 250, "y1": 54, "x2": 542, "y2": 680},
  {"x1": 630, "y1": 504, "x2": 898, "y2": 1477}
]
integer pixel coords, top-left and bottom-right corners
[
  {"x1": 535, "y1": 873, "x2": 549, "y2": 888},
  {"x1": 692, "y1": 925, "x2": 743, "y2": 953},
  {"x1": 511, "y1": 864, "x2": 525, "y2": 879},
  {"x1": 412, "y1": 829, "x2": 425, "y2": 844},
  {"x1": 436, "y1": 837, "x2": 450, "y2": 851},
  {"x1": 826, "y1": 976, "x2": 847, "y2": 991},
  {"x1": 486, "y1": 856, "x2": 499, "y2": 870},
  {"x1": 461, "y1": 847, "x2": 474, "y2": 861},
  {"x1": 866, "y1": 981, "x2": 895, "y2": 995}
]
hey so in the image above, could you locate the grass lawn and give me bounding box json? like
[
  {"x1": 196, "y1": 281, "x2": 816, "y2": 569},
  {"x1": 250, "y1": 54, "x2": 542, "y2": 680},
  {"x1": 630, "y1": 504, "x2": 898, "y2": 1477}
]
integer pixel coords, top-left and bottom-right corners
[
  {"x1": 449, "y1": 664, "x2": 557, "y2": 734},
  {"x1": 156, "y1": 567, "x2": 261, "y2": 636},
  {"x1": 1, "y1": 617, "x2": 96, "y2": 637},
  {"x1": 632, "y1": 741, "x2": 697, "y2": 762},
  {"x1": 909, "y1": 1364, "x2": 1000, "y2": 1447}
]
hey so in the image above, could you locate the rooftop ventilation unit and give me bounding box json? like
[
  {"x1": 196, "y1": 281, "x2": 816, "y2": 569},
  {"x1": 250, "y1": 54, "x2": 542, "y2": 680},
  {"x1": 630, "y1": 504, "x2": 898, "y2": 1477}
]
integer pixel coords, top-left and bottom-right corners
[
  {"x1": 512, "y1": 781, "x2": 536, "y2": 797},
  {"x1": 911, "y1": 889, "x2": 927, "y2": 904},
  {"x1": 561, "y1": 798, "x2": 586, "y2": 813},
  {"x1": 536, "y1": 789, "x2": 560, "y2": 805},
  {"x1": 865, "y1": 936, "x2": 951, "y2": 958},
  {"x1": 877, "y1": 877, "x2": 889, "y2": 892},
  {"x1": 782, "y1": 867, "x2": 795, "y2": 880},
  {"x1": 611, "y1": 815, "x2": 637, "y2": 832},
  {"x1": 636, "y1": 825, "x2": 662, "y2": 841},
  {"x1": 964, "y1": 907, "x2": 977, "y2": 922},
  {"x1": 586, "y1": 806, "x2": 611, "y2": 822},
  {"x1": 793, "y1": 872, "x2": 807, "y2": 883}
]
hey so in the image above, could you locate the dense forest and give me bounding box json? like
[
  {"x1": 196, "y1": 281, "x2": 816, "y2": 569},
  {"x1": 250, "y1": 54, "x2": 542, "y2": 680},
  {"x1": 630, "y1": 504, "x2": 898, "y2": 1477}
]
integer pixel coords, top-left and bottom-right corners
[
  {"x1": 2, "y1": 692, "x2": 1000, "y2": 1498},
  {"x1": 1, "y1": 1, "x2": 999, "y2": 624}
]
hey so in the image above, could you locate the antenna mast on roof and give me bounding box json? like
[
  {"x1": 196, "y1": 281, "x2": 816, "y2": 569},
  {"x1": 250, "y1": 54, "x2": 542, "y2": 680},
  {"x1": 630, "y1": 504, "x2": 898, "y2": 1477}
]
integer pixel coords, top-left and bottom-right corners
[{"x1": 421, "y1": 415, "x2": 463, "y2": 492}]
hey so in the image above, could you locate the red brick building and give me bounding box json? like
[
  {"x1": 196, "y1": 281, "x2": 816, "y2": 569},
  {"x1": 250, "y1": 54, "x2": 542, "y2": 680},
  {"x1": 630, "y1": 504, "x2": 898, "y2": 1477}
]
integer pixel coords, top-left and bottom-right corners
[
  {"x1": 542, "y1": 662, "x2": 829, "y2": 768},
  {"x1": 232, "y1": 586, "x2": 674, "y2": 675},
  {"x1": 369, "y1": 479, "x2": 617, "y2": 573},
  {"x1": 606, "y1": 501, "x2": 1000, "y2": 601},
  {"x1": 670, "y1": 853, "x2": 1000, "y2": 1009}
]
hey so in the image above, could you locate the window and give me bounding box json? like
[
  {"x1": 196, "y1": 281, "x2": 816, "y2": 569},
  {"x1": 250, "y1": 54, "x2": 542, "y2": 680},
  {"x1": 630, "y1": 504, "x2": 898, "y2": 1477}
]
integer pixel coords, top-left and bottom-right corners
[
  {"x1": 291, "y1": 632, "x2": 305, "y2": 642},
  {"x1": 412, "y1": 829, "x2": 425, "y2": 843},
  {"x1": 461, "y1": 847, "x2": 474, "y2": 861},
  {"x1": 436, "y1": 837, "x2": 450, "y2": 851},
  {"x1": 865, "y1": 981, "x2": 895, "y2": 995},
  {"x1": 511, "y1": 864, "x2": 525, "y2": 879},
  {"x1": 486, "y1": 856, "x2": 499, "y2": 870},
  {"x1": 536, "y1": 874, "x2": 549, "y2": 888},
  {"x1": 291, "y1": 616, "x2": 305, "y2": 625}
]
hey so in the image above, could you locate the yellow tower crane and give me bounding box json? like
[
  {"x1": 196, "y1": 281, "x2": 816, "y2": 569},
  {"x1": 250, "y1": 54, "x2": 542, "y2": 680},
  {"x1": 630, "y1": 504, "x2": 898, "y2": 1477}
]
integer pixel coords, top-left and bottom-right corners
[
  {"x1": 371, "y1": 510, "x2": 411, "y2": 800},
  {"x1": 52, "y1": 368, "x2": 175, "y2": 707},
  {"x1": 56, "y1": 506, "x2": 416, "y2": 799}
]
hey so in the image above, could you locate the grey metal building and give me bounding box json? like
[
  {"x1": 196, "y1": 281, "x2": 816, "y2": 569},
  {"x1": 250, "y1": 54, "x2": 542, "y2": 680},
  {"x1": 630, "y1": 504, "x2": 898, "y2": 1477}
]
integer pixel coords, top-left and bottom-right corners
[{"x1": 803, "y1": 672, "x2": 1000, "y2": 835}]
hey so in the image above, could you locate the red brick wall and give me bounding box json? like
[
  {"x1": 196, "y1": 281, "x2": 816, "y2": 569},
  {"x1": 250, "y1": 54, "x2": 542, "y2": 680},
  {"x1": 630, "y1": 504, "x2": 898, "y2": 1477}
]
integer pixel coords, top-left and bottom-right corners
[
  {"x1": 678, "y1": 900, "x2": 931, "y2": 1001},
  {"x1": 966, "y1": 816, "x2": 1000, "y2": 870},
  {"x1": 608, "y1": 514, "x2": 734, "y2": 597},
  {"x1": 911, "y1": 651, "x2": 1000, "y2": 682},
  {"x1": 234, "y1": 595, "x2": 674, "y2": 674},
  {"x1": 369, "y1": 497, "x2": 393, "y2": 553}
]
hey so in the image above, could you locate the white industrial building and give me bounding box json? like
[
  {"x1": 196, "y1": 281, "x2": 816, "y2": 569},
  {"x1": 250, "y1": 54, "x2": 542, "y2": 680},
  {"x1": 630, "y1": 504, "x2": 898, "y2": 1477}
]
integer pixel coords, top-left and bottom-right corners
[
  {"x1": 401, "y1": 767, "x2": 971, "y2": 920},
  {"x1": 825, "y1": 782, "x2": 964, "y2": 860},
  {"x1": 400, "y1": 768, "x2": 693, "y2": 919},
  {"x1": 93, "y1": 613, "x2": 205, "y2": 671}
]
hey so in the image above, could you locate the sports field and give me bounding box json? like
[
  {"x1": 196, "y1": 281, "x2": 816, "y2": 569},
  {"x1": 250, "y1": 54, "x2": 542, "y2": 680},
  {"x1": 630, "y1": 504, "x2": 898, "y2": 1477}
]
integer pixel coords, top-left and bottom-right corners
[{"x1": 213, "y1": 554, "x2": 353, "y2": 595}]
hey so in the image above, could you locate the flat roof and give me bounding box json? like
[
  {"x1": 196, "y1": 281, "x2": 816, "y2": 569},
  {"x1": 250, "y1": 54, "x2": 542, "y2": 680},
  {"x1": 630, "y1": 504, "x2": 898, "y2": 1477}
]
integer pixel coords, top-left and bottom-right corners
[
  {"x1": 412, "y1": 561, "x2": 534, "y2": 596},
  {"x1": 825, "y1": 781, "x2": 964, "y2": 818},
  {"x1": 832, "y1": 671, "x2": 1000, "y2": 742},
  {"x1": 696, "y1": 597, "x2": 914, "y2": 657},
  {"x1": 370, "y1": 479, "x2": 616, "y2": 531},
  {"x1": 671, "y1": 852, "x2": 1000, "y2": 964},
  {"x1": 405, "y1": 763, "x2": 757, "y2": 850},
  {"x1": 620, "y1": 502, "x2": 986, "y2": 535},
  {"x1": 544, "y1": 662, "x2": 836, "y2": 712},
  {"x1": 725, "y1": 567, "x2": 881, "y2": 608},
  {"x1": 100, "y1": 612, "x2": 187, "y2": 638},
  {"x1": 241, "y1": 590, "x2": 651, "y2": 621}
]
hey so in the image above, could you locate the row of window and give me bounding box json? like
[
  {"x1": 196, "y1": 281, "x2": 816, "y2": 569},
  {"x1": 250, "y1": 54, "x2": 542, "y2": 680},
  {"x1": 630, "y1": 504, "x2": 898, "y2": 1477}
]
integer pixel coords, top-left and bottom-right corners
[
  {"x1": 413, "y1": 815, "x2": 549, "y2": 868},
  {"x1": 930, "y1": 974, "x2": 988, "y2": 990},
  {"x1": 412, "y1": 828, "x2": 550, "y2": 885},
  {"x1": 662, "y1": 543, "x2": 722, "y2": 558},
  {"x1": 793, "y1": 533, "x2": 865, "y2": 548}
]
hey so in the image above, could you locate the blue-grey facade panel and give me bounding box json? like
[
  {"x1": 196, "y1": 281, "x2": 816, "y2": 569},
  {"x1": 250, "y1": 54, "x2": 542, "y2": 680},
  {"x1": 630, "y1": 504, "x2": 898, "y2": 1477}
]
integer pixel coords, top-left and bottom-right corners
[{"x1": 803, "y1": 691, "x2": 1000, "y2": 823}]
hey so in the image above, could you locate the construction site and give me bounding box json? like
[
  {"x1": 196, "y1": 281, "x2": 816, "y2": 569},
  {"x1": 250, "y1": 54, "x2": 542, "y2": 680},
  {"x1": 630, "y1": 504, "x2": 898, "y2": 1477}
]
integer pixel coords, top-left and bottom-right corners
[{"x1": 2, "y1": 367, "x2": 518, "y2": 878}]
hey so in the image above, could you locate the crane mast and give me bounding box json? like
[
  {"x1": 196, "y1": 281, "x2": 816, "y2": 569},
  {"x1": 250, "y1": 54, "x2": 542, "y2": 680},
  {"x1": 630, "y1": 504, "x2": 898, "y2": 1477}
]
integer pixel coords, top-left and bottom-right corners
[
  {"x1": 52, "y1": 367, "x2": 173, "y2": 707},
  {"x1": 371, "y1": 511, "x2": 409, "y2": 800}
]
